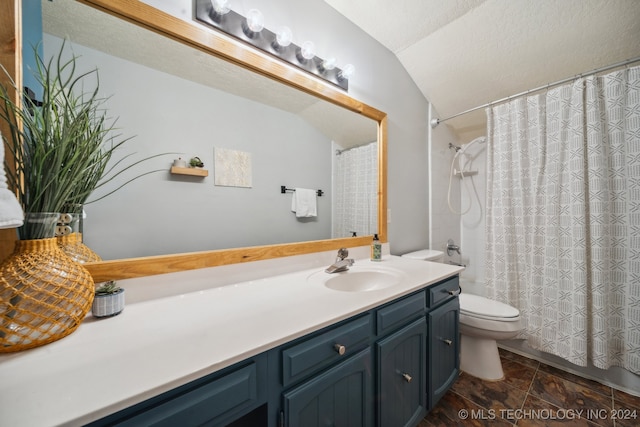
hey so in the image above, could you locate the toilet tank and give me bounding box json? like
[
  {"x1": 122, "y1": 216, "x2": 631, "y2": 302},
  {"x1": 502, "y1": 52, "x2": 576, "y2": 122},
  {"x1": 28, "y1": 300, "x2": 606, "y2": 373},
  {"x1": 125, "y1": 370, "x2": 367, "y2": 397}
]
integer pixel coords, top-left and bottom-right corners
[{"x1": 402, "y1": 249, "x2": 444, "y2": 263}]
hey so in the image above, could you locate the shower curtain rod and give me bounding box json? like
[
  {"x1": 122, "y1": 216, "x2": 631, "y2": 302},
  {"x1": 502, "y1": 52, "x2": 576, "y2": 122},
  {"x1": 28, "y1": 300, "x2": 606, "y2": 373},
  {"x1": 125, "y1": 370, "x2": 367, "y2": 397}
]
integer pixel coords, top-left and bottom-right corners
[
  {"x1": 430, "y1": 55, "x2": 640, "y2": 128},
  {"x1": 335, "y1": 141, "x2": 375, "y2": 155}
]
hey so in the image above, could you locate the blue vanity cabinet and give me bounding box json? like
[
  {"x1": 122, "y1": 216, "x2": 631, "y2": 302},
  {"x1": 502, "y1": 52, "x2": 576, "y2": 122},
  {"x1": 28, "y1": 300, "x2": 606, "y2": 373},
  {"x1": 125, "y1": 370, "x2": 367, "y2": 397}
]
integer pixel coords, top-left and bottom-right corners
[
  {"x1": 282, "y1": 348, "x2": 373, "y2": 427},
  {"x1": 427, "y1": 275, "x2": 460, "y2": 308},
  {"x1": 85, "y1": 354, "x2": 268, "y2": 427},
  {"x1": 281, "y1": 314, "x2": 372, "y2": 388},
  {"x1": 280, "y1": 291, "x2": 428, "y2": 427},
  {"x1": 376, "y1": 317, "x2": 427, "y2": 427},
  {"x1": 279, "y1": 314, "x2": 374, "y2": 426},
  {"x1": 85, "y1": 275, "x2": 460, "y2": 427},
  {"x1": 426, "y1": 277, "x2": 460, "y2": 410}
]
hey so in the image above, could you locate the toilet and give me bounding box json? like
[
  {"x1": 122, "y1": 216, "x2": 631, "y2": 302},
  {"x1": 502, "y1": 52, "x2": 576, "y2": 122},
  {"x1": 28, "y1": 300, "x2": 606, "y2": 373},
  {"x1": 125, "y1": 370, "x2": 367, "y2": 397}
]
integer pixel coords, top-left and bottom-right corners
[{"x1": 402, "y1": 249, "x2": 522, "y2": 380}]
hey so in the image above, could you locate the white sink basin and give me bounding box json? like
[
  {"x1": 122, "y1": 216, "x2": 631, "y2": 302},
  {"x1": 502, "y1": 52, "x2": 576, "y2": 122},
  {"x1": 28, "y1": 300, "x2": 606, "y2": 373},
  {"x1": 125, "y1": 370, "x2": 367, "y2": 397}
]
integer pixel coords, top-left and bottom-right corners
[{"x1": 309, "y1": 265, "x2": 406, "y2": 292}]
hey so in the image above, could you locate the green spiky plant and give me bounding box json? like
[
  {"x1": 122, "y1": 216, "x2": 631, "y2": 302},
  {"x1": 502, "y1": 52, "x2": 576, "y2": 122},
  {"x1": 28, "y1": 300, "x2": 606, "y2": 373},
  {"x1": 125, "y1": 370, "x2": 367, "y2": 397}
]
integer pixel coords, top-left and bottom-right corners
[
  {"x1": 95, "y1": 280, "x2": 121, "y2": 296},
  {"x1": 0, "y1": 41, "x2": 165, "y2": 240}
]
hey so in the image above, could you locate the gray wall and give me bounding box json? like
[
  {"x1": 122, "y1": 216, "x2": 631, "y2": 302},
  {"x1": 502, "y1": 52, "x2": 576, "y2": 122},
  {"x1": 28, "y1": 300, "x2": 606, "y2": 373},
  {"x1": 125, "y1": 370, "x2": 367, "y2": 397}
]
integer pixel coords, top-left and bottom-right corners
[{"x1": 44, "y1": 33, "x2": 333, "y2": 260}]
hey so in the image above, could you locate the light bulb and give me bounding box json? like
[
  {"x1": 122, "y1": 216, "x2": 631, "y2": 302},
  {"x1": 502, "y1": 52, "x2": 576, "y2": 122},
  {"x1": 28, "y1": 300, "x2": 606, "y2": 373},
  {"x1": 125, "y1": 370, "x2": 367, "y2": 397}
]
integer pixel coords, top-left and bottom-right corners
[
  {"x1": 300, "y1": 41, "x2": 315, "y2": 60},
  {"x1": 210, "y1": 0, "x2": 230, "y2": 15},
  {"x1": 275, "y1": 26, "x2": 293, "y2": 47},
  {"x1": 245, "y1": 9, "x2": 264, "y2": 33},
  {"x1": 339, "y1": 64, "x2": 355, "y2": 80},
  {"x1": 322, "y1": 57, "x2": 337, "y2": 71}
]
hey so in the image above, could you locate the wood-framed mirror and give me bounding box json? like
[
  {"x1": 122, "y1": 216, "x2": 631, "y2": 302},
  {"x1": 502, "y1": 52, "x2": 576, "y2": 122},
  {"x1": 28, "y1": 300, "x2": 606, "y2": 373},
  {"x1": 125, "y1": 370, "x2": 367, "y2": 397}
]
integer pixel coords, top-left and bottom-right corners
[{"x1": 2, "y1": 0, "x2": 387, "y2": 282}]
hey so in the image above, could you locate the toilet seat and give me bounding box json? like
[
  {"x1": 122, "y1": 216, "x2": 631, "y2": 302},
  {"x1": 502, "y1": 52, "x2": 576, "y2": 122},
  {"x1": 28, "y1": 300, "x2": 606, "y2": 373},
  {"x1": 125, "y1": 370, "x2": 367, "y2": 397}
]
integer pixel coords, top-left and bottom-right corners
[{"x1": 459, "y1": 293, "x2": 520, "y2": 322}]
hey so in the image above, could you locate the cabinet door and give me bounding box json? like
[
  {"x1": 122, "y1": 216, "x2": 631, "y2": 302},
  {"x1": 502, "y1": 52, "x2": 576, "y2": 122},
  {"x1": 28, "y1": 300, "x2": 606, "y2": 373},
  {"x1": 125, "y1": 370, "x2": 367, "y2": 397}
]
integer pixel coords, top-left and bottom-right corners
[
  {"x1": 282, "y1": 348, "x2": 372, "y2": 427},
  {"x1": 377, "y1": 318, "x2": 427, "y2": 427},
  {"x1": 428, "y1": 297, "x2": 460, "y2": 409}
]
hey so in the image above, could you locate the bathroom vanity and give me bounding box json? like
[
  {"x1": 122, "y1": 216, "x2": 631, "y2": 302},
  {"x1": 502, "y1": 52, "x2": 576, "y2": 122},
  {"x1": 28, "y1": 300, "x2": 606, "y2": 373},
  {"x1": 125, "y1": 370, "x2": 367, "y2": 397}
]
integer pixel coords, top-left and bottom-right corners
[
  {"x1": 0, "y1": 251, "x2": 462, "y2": 427},
  {"x1": 89, "y1": 274, "x2": 460, "y2": 427}
]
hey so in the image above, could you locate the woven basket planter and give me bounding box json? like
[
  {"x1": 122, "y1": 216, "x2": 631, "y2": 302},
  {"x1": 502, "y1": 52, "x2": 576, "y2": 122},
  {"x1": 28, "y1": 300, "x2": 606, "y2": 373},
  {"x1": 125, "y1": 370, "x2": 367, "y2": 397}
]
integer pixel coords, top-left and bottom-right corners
[
  {"x1": 57, "y1": 233, "x2": 102, "y2": 264},
  {"x1": 0, "y1": 238, "x2": 95, "y2": 352}
]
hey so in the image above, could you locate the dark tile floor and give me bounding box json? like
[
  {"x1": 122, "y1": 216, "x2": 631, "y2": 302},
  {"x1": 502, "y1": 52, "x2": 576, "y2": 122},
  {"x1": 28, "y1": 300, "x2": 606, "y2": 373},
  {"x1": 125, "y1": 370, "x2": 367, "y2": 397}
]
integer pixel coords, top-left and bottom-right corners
[{"x1": 421, "y1": 349, "x2": 640, "y2": 426}]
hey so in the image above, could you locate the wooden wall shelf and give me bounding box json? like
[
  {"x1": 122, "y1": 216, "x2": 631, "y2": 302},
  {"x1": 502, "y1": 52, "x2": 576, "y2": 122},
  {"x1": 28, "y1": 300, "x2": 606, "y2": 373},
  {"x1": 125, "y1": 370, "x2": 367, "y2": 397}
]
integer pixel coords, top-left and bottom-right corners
[{"x1": 170, "y1": 166, "x2": 208, "y2": 177}]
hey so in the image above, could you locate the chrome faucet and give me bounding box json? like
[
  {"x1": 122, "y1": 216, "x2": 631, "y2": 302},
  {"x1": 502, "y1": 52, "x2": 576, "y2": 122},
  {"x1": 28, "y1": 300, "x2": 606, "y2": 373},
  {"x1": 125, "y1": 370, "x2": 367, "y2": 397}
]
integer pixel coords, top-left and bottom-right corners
[
  {"x1": 446, "y1": 239, "x2": 461, "y2": 256},
  {"x1": 325, "y1": 248, "x2": 355, "y2": 273}
]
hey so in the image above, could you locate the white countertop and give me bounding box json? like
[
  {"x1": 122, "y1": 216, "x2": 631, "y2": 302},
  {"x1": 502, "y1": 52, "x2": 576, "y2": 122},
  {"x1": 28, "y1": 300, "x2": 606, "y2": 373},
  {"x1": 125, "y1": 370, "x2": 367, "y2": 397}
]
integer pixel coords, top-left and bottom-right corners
[{"x1": 0, "y1": 248, "x2": 463, "y2": 427}]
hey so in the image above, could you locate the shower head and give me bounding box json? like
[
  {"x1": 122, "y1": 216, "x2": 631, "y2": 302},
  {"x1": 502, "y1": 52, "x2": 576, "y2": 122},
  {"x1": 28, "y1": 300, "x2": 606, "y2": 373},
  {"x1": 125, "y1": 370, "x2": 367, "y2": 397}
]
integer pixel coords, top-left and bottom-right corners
[
  {"x1": 459, "y1": 136, "x2": 486, "y2": 154},
  {"x1": 448, "y1": 142, "x2": 462, "y2": 152}
]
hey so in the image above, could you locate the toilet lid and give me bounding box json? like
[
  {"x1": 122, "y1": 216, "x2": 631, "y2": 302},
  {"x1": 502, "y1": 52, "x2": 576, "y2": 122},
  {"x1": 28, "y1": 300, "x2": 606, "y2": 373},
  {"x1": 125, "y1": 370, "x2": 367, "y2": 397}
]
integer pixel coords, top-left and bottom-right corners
[
  {"x1": 402, "y1": 249, "x2": 444, "y2": 261},
  {"x1": 460, "y1": 293, "x2": 520, "y2": 320}
]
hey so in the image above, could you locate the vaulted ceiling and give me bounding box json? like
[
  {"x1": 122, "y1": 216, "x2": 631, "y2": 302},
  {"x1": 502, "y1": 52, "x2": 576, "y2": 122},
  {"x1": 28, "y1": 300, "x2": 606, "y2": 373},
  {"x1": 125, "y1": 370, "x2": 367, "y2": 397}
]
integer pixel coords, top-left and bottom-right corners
[{"x1": 324, "y1": 0, "x2": 640, "y2": 140}]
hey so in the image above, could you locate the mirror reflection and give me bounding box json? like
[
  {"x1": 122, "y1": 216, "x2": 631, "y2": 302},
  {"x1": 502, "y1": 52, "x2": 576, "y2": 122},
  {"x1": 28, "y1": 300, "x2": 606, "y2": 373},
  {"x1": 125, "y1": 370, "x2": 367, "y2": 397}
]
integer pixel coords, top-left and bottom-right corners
[{"x1": 41, "y1": 0, "x2": 378, "y2": 260}]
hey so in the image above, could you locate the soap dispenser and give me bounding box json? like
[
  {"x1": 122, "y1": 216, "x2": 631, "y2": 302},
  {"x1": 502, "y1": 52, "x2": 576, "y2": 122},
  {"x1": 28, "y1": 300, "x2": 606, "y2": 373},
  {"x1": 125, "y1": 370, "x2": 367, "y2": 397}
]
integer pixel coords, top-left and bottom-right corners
[{"x1": 371, "y1": 234, "x2": 382, "y2": 261}]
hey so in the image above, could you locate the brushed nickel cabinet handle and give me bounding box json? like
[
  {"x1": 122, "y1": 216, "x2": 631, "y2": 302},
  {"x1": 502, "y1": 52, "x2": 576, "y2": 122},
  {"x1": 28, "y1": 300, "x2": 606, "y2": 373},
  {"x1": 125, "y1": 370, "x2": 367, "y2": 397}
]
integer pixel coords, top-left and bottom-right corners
[
  {"x1": 448, "y1": 288, "x2": 461, "y2": 296},
  {"x1": 443, "y1": 339, "x2": 453, "y2": 346},
  {"x1": 334, "y1": 344, "x2": 346, "y2": 355},
  {"x1": 402, "y1": 373, "x2": 412, "y2": 383}
]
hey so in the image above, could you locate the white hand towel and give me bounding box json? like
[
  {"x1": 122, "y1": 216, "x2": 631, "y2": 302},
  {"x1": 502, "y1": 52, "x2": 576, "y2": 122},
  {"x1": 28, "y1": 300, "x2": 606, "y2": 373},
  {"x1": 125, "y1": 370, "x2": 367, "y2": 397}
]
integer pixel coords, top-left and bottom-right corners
[
  {"x1": 0, "y1": 131, "x2": 23, "y2": 229},
  {"x1": 291, "y1": 188, "x2": 317, "y2": 218}
]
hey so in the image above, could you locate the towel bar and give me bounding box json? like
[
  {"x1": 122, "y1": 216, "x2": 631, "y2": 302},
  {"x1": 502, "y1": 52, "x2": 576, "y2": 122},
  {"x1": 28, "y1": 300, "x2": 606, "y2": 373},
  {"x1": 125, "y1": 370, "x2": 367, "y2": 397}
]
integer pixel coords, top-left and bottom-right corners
[{"x1": 281, "y1": 186, "x2": 323, "y2": 197}]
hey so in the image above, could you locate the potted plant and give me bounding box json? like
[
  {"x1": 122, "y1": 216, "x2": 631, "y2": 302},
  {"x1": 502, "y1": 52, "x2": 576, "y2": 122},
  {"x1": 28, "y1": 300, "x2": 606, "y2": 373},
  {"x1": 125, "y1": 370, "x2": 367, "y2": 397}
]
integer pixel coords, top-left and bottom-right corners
[
  {"x1": 92, "y1": 281, "x2": 125, "y2": 318},
  {"x1": 189, "y1": 156, "x2": 204, "y2": 168},
  {"x1": 0, "y1": 41, "x2": 159, "y2": 351}
]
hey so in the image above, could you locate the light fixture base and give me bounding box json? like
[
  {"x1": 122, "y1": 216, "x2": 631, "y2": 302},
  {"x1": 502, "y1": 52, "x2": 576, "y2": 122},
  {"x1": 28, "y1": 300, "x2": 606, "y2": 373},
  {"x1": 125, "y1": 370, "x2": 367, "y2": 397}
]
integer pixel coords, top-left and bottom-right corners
[{"x1": 195, "y1": 0, "x2": 348, "y2": 91}]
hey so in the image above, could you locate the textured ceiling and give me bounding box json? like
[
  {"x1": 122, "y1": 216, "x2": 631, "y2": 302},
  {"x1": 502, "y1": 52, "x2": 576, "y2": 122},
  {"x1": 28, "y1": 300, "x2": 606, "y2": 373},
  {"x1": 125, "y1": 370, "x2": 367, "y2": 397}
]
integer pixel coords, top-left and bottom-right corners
[{"x1": 324, "y1": 0, "x2": 640, "y2": 140}]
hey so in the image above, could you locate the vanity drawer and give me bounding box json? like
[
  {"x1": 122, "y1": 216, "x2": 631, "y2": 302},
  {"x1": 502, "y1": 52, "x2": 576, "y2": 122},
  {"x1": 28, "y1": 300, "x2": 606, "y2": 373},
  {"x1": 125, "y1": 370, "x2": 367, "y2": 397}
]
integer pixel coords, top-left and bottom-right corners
[
  {"x1": 376, "y1": 291, "x2": 426, "y2": 336},
  {"x1": 428, "y1": 276, "x2": 460, "y2": 308},
  {"x1": 282, "y1": 314, "x2": 371, "y2": 387},
  {"x1": 100, "y1": 357, "x2": 265, "y2": 427}
]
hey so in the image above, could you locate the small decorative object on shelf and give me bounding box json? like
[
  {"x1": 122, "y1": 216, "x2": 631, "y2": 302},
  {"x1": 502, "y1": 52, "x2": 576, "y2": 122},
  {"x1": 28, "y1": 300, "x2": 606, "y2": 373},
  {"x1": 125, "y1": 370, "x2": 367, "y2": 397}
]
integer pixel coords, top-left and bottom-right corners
[
  {"x1": 189, "y1": 156, "x2": 205, "y2": 168},
  {"x1": 92, "y1": 281, "x2": 125, "y2": 318},
  {"x1": 172, "y1": 157, "x2": 187, "y2": 168}
]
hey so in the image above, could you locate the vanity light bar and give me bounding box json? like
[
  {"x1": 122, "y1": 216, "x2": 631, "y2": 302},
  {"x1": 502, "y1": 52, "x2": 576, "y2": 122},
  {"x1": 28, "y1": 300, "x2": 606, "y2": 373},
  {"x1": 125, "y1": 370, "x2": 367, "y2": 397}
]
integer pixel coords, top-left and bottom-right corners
[{"x1": 194, "y1": 0, "x2": 350, "y2": 91}]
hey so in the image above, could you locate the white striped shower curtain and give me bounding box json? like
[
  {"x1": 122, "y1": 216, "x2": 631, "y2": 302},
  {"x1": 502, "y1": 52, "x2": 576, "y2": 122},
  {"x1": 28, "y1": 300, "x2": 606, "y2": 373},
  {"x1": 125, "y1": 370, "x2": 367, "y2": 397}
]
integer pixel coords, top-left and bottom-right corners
[{"x1": 485, "y1": 66, "x2": 640, "y2": 374}]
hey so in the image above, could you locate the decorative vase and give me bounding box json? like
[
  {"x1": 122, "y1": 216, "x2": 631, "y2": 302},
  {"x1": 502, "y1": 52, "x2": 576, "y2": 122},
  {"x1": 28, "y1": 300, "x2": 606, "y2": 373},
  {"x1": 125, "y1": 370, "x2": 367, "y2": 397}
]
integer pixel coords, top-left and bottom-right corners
[
  {"x1": 0, "y1": 213, "x2": 95, "y2": 352},
  {"x1": 92, "y1": 289, "x2": 125, "y2": 318},
  {"x1": 56, "y1": 206, "x2": 102, "y2": 263},
  {"x1": 57, "y1": 232, "x2": 102, "y2": 264}
]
